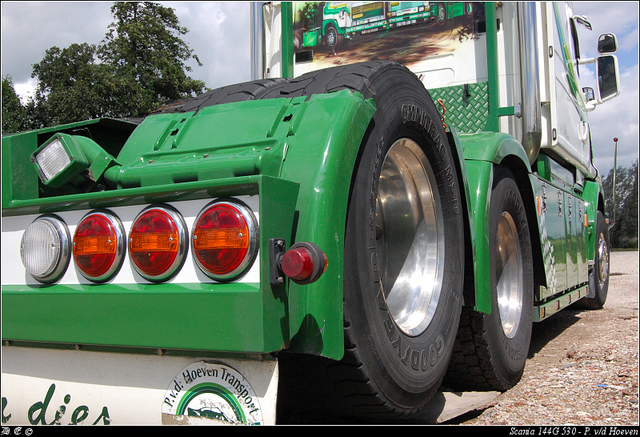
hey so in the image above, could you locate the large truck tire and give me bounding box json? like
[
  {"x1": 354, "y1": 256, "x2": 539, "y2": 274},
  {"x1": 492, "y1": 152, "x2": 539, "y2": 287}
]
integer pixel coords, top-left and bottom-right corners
[
  {"x1": 576, "y1": 211, "x2": 610, "y2": 310},
  {"x1": 143, "y1": 78, "x2": 288, "y2": 117},
  {"x1": 444, "y1": 167, "x2": 533, "y2": 391},
  {"x1": 274, "y1": 61, "x2": 465, "y2": 419}
]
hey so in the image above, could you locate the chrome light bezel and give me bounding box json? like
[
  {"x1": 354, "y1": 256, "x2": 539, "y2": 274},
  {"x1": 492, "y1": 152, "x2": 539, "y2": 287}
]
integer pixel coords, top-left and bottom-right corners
[{"x1": 20, "y1": 214, "x2": 71, "y2": 284}]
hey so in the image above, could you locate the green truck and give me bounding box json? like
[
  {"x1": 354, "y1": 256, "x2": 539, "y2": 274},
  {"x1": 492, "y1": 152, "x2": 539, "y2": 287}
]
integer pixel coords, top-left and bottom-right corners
[{"x1": 2, "y1": 2, "x2": 620, "y2": 425}]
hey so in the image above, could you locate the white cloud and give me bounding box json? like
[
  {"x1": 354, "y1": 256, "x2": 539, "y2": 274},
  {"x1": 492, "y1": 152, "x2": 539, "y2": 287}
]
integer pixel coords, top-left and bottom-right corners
[
  {"x1": 589, "y1": 63, "x2": 639, "y2": 175},
  {"x1": 13, "y1": 78, "x2": 37, "y2": 104}
]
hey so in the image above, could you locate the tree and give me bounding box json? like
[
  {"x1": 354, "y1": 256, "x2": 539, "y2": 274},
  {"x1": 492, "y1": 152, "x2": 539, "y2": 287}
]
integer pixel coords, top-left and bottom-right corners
[
  {"x1": 602, "y1": 159, "x2": 639, "y2": 249},
  {"x1": 10, "y1": 1, "x2": 206, "y2": 129},
  {"x1": 30, "y1": 43, "x2": 117, "y2": 127},
  {"x1": 97, "y1": 2, "x2": 206, "y2": 114},
  {"x1": 2, "y1": 75, "x2": 26, "y2": 133}
]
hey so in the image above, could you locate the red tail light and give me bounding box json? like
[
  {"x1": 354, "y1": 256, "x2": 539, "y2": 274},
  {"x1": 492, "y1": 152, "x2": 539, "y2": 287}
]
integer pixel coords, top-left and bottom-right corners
[
  {"x1": 73, "y1": 211, "x2": 125, "y2": 282},
  {"x1": 129, "y1": 205, "x2": 188, "y2": 282},
  {"x1": 192, "y1": 200, "x2": 259, "y2": 281}
]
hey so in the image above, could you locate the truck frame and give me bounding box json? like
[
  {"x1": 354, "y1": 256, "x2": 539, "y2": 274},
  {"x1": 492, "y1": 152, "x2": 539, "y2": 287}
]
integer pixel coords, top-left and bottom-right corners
[{"x1": 2, "y1": 1, "x2": 620, "y2": 425}]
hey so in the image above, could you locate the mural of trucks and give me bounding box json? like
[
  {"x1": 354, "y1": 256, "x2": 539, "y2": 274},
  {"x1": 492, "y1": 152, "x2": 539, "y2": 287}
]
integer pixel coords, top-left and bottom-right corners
[{"x1": 294, "y1": 2, "x2": 461, "y2": 52}]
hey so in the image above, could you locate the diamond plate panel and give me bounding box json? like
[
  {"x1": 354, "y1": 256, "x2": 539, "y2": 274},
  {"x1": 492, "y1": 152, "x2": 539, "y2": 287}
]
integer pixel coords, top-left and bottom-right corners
[{"x1": 429, "y1": 82, "x2": 489, "y2": 133}]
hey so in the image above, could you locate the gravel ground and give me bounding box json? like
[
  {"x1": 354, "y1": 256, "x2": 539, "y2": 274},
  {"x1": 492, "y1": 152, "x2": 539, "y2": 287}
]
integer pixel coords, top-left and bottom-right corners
[{"x1": 459, "y1": 250, "x2": 639, "y2": 426}]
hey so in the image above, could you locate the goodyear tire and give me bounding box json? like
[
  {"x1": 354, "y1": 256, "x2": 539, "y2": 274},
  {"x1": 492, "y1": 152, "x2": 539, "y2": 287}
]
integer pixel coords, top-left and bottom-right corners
[
  {"x1": 274, "y1": 61, "x2": 464, "y2": 419},
  {"x1": 445, "y1": 167, "x2": 533, "y2": 391},
  {"x1": 578, "y1": 211, "x2": 610, "y2": 309},
  {"x1": 147, "y1": 78, "x2": 288, "y2": 116}
]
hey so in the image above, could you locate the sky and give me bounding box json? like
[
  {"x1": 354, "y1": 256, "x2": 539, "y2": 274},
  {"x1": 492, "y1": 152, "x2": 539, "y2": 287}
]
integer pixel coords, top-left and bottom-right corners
[{"x1": 1, "y1": 1, "x2": 638, "y2": 177}]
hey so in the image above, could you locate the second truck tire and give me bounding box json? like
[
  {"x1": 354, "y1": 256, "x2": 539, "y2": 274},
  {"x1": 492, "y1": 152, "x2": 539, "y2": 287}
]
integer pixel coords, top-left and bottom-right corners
[{"x1": 445, "y1": 167, "x2": 534, "y2": 391}]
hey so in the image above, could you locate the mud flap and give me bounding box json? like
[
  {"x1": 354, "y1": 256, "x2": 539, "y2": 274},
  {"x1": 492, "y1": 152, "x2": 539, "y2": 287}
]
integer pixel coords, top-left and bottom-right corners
[{"x1": 1, "y1": 346, "x2": 278, "y2": 425}]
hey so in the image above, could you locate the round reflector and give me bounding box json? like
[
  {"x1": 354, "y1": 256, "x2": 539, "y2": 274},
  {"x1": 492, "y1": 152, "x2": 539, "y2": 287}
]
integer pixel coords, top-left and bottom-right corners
[
  {"x1": 20, "y1": 215, "x2": 71, "y2": 283},
  {"x1": 73, "y1": 211, "x2": 125, "y2": 282},
  {"x1": 192, "y1": 200, "x2": 259, "y2": 281},
  {"x1": 129, "y1": 205, "x2": 187, "y2": 282},
  {"x1": 281, "y1": 246, "x2": 315, "y2": 281},
  {"x1": 281, "y1": 242, "x2": 328, "y2": 285}
]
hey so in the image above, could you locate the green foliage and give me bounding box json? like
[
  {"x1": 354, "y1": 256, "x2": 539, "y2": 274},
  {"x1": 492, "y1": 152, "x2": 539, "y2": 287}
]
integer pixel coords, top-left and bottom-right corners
[
  {"x1": 2, "y1": 75, "x2": 27, "y2": 133},
  {"x1": 31, "y1": 43, "x2": 115, "y2": 127},
  {"x1": 603, "y1": 159, "x2": 639, "y2": 249},
  {"x1": 97, "y1": 2, "x2": 206, "y2": 113},
  {"x1": 2, "y1": 1, "x2": 206, "y2": 132},
  {"x1": 298, "y1": 2, "x2": 322, "y2": 29}
]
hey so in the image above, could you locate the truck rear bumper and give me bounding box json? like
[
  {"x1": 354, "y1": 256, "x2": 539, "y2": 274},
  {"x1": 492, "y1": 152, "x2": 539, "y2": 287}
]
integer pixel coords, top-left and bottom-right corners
[{"x1": 1, "y1": 346, "x2": 278, "y2": 425}]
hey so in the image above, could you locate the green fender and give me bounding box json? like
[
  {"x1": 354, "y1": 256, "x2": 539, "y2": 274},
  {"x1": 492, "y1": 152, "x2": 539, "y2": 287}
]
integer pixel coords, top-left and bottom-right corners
[
  {"x1": 267, "y1": 91, "x2": 377, "y2": 359},
  {"x1": 452, "y1": 131, "x2": 533, "y2": 314},
  {"x1": 582, "y1": 179, "x2": 606, "y2": 264}
]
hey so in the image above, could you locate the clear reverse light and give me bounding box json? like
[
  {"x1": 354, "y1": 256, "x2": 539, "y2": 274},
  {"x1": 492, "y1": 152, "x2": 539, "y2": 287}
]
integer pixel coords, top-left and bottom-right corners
[
  {"x1": 34, "y1": 138, "x2": 71, "y2": 181},
  {"x1": 20, "y1": 215, "x2": 71, "y2": 283}
]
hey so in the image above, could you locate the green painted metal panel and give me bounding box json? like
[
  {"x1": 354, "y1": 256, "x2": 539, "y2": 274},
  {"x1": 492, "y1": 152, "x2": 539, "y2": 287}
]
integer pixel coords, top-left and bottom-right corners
[
  {"x1": 281, "y1": 2, "x2": 294, "y2": 78},
  {"x1": 277, "y1": 92, "x2": 377, "y2": 359},
  {"x1": 2, "y1": 175, "x2": 300, "y2": 354},
  {"x1": 460, "y1": 159, "x2": 493, "y2": 314},
  {"x1": 459, "y1": 131, "x2": 531, "y2": 166},
  {"x1": 582, "y1": 180, "x2": 603, "y2": 263},
  {"x1": 530, "y1": 155, "x2": 593, "y2": 302},
  {"x1": 484, "y1": 2, "x2": 500, "y2": 133},
  {"x1": 2, "y1": 283, "x2": 267, "y2": 352},
  {"x1": 1, "y1": 131, "x2": 40, "y2": 206}
]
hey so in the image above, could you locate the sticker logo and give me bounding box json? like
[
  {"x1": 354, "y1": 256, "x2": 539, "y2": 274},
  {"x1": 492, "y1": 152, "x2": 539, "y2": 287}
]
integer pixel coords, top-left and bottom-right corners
[{"x1": 162, "y1": 362, "x2": 263, "y2": 425}]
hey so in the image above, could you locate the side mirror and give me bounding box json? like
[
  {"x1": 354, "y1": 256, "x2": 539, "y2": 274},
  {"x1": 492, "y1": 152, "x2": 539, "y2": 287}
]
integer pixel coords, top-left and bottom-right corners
[
  {"x1": 574, "y1": 15, "x2": 592, "y2": 31},
  {"x1": 598, "y1": 33, "x2": 618, "y2": 54},
  {"x1": 583, "y1": 87, "x2": 595, "y2": 103},
  {"x1": 597, "y1": 55, "x2": 620, "y2": 102}
]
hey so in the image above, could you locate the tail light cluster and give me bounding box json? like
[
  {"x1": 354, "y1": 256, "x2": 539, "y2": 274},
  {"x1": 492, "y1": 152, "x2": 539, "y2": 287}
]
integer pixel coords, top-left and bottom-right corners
[
  {"x1": 192, "y1": 201, "x2": 259, "y2": 281},
  {"x1": 19, "y1": 199, "x2": 259, "y2": 284}
]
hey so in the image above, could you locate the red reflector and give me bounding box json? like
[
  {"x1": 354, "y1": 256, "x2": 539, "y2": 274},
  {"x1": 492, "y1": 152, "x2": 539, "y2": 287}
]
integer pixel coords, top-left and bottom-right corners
[
  {"x1": 281, "y1": 247, "x2": 315, "y2": 281},
  {"x1": 73, "y1": 211, "x2": 125, "y2": 282},
  {"x1": 281, "y1": 242, "x2": 327, "y2": 285},
  {"x1": 192, "y1": 200, "x2": 258, "y2": 281},
  {"x1": 129, "y1": 206, "x2": 187, "y2": 282}
]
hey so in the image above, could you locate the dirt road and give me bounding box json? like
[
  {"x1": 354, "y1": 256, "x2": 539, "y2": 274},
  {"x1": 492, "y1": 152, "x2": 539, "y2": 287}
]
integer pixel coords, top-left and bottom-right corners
[{"x1": 458, "y1": 250, "x2": 639, "y2": 425}]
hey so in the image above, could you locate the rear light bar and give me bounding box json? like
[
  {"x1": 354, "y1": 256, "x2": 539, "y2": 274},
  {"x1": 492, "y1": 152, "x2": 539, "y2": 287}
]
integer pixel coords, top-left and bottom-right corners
[
  {"x1": 17, "y1": 198, "x2": 327, "y2": 286},
  {"x1": 17, "y1": 199, "x2": 261, "y2": 285}
]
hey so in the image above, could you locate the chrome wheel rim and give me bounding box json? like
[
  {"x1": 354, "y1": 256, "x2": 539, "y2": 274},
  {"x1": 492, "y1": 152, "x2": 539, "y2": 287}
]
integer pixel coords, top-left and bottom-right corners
[
  {"x1": 496, "y1": 212, "x2": 523, "y2": 339},
  {"x1": 597, "y1": 232, "x2": 610, "y2": 289},
  {"x1": 376, "y1": 138, "x2": 444, "y2": 337}
]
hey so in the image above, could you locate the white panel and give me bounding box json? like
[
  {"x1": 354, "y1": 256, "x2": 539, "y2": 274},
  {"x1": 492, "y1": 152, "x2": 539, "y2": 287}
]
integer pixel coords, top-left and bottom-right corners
[{"x1": 1, "y1": 346, "x2": 278, "y2": 425}]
